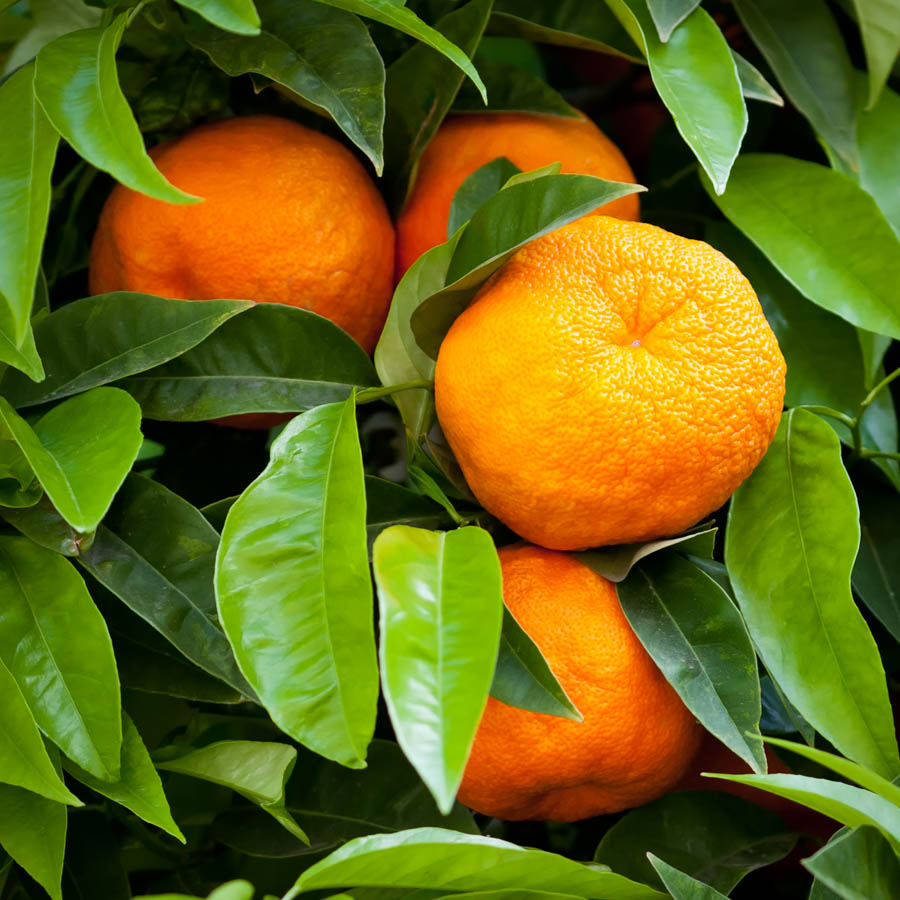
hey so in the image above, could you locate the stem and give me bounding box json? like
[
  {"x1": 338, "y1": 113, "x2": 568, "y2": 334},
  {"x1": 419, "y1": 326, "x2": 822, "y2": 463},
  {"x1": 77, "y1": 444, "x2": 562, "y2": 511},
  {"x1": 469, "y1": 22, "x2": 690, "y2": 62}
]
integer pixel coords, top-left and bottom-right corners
[
  {"x1": 658, "y1": 161, "x2": 699, "y2": 191},
  {"x1": 126, "y1": 0, "x2": 152, "y2": 27},
  {"x1": 858, "y1": 367, "x2": 900, "y2": 421},
  {"x1": 356, "y1": 379, "x2": 433, "y2": 405},
  {"x1": 799, "y1": 405, "x2": 857, "y2": 430},
  {"x1": 859, "y1": 449, "x2": 900, "y2": 462}
]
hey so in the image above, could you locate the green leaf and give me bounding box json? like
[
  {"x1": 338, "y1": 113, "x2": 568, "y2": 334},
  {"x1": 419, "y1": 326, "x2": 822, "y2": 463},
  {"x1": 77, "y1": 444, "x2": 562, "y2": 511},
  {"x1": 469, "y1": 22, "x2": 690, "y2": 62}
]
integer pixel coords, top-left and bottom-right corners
[
  {"x1": 803, "y1": 825, "x2": 900, "y2": 900},
  {"x1": 63, "y1": 713, "x2": 183, "y2": 842},
  {"x1": 647, "y1": 0, "x2": 700, "y2": 42},
  {"x1": 0, "y1": 537, "x2": 121, "y2": 780},
  {"x1": 384, "y1": 0, "x2": 490, "y2": 198},
  {"x1": 0, "y1": 495, "x2": 88, "y2": 556},
  {"x1": 731, "y1": 50, "x2": 783, "y2": 106},
  {"x1": 175, "y1": 0, "x2": 260, "y2": 35},
  {"x1": 618, "y1": 553, "x2": 765, "y2": 773},
  {"x1": 759, "y1": 675, "x2": 814, "y2": 742},
  {"x1": 188, "y1": 0, "x2": 384, "y2": 172},
  {"x1": 489, "y1": 0, "x2": 642, "y2": 62},
  {"x1": 0, "y1": 746, "x2": 66, "y2": 900},
  {"x1": 216, "y1": 397, "x2": 377, "y2": 768},
  {"x1": 0, "y1": 62, "x2": 58, "y2": 354},
  {"x1": 0, "y1": 294, "x2": 252, "y2": 409},
  {"x1": 33, "y1": 15, "x2": 197, "y2": 204},
  {"x1": 706, "y1": 154, "x2": 900, "y2": 341},
  {"x1": 725, "y1": 409, "x2": 900, "y2": 779},
  {"x1": 372, "y1": 525, "x2": 504, "y2": 813},
  {"x1": 851, "y1": 0, "x2": 900, "y2": 108},
  {"x1": 857, "y1": 83, "x2": 900, "y2": 235},
  {"x1": 732, "y1": 0, "x2": 858, "y2": 172},
  {"x1": 2, "y1": 0, "x2": 101, "y2": 75},
  {"x1": 291, "y1": 828, "x2": 666, "y2": 898},
  {"x1": 0, "y1": 387, "x2": 142, "y2": 532},
  {"x1": 79, "y1": 473, "x2": 253, "y2": 697},
  {"x1": 490, "y1": 607, "x2": 581, "y2": 721},
  {"x1": 365, "y1": 477, "x2": 451, "y2": 551},
  {"x1": 646, "y1": 855, "x2": 728, "y2": 900},
  {"x1": 446, "y1": 157, "x2": 521, "y2": 238},
  {"x1": 120, "y1": 304, "x2": 378, "y2": 421},
  {"x1": 410, "y1": 173, "x2": 644, "y2": 359},
  {"x1": 595, "y1": 791, "x2": 796, "y2": 894},
  {"x1": 312, "y1": 0, "x2": 486, "y2": 100},
  {"x1": 156, "y1": 740, "x2": 307, "y2": 843},
  {"x1": 605, "y1": 0, "x2": 746, "y2": 193}
]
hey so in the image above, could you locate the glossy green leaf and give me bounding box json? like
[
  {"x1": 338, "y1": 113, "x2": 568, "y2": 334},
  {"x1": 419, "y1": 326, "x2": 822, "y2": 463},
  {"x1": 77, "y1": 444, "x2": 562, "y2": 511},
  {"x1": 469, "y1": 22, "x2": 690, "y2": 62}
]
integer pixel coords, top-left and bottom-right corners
[
  {"x1": 851, "y1": 0, "x2": 900, "y2": 108},
  {"x1": 0, "y1": 387, "x2": 142, "y2": 532},
  {"x1": 731, "y1": 50, "x2": 783, "y2": 106},
  {"x1": 0, "y1": 537, "x2": 121, "y2": 780},
  {"x1": 0, "y1": 314, "x2": 43, "y2": 384},
  {"x1": 63, "y1": 713, "x2": 183, "y2": 841},
  {"x1": 0, "y1": 62, "x2": 58, "y2": 355},
  {"x1": 706, "y1": 773, "x2": 900, "y2": 851},
  {"x1": 365, "y1": 477, "x2": 451, "y2": 551},
  {"x1": 156, "y1": 741, "x2": 307, "y2": 843},
  {"x1": 732, "y1": 0, "x2": 858, "y2": 172},
  {"x1": 446, "y1": 157, "x2": 521, "y2": 238},
  {"x1": 410, "y1": 173, "x2": 644, "y2": 359},
  {"x1": 175, "y1": 0, "x2": 260, "y2": 34},
  {"x1": 79, "y1": 473, "x2": 253, "y2": 697},
  {"x1": 0, "y1": 495, "x2": 90, "y2": 557},
  {"x1": 291, "y1": 828, "x2": 666, "y2": 898},
  {"x1": 595, "y1": 791, "x2": 795, "y2": 894},
  {"x1": 707, "y1": 154, "x2": 900, "y2": 341},
  {"x1": 0, "y1": 747, "x2": 66, "y2": 900},
  {"x1": 647, "y1": 855, "x2": 728, "y2": 900},
  {"x1": 489, "y1": 0, "x2": 642, "y2": 61},
  {"x1": 188, "y1": 0, "x2": 383, "y2": 172},
  {"x1": 373, "y1": 525, "x2": 503, "y2": 812},
  {"x1": 216, "y1": 398, "x2": 377, "y2": 768},
  {"x1": 384, "y1": 0, "x2": 491, "y2": 199},
  {"x1": 490, "y1": 607, "x2": 581, "y2": 721},
  {"x1": 647, "y1": 0, "x2": 700, "y2": 42},
  {"x1": 0, "y1": 294, "x2": 252, "y2": 408},
  {"x1": 33, "y1": 15, "x2": 196, "y2": 204},
  {"x1": 857, "y1": 83, "x2": 900, "y2": 235},
  {"x1": 725, "y1": 409, "x2": 900, "y2": 779},
  {"x1": 120, "y1": 304, "x2": 378, "y2": 420},
  {"x1": 313, "y1": 0, "x2": 486, "y2": 100},
  {"x1": 803, "y1": 825, "x2": 900, "y2": 900},
  {"x1": 0, "y1": 431, "x2": 41, "y2": 509},
  {"x1": 618, "y1": 553, "x2": 765, "y2": 773},
  {"x1": 606, "y1": 0, "x2": 746, "y2": 194}
]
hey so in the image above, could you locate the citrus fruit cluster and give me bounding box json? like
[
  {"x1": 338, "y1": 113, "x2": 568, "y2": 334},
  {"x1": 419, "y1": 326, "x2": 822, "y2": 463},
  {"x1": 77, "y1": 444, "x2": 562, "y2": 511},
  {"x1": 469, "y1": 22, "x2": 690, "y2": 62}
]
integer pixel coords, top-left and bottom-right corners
[{"x1": 90, "y1": 111, "x2": 786, "y2": 824}]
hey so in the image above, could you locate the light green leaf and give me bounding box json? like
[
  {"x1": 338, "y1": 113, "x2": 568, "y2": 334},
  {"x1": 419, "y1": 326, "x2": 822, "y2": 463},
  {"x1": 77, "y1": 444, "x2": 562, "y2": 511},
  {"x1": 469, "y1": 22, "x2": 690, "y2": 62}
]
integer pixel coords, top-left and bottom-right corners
[
  {"x1": 725, "y1": 409, "x2": 900, "y2": 779},
  {"x1": 175, "y1": 0, "x2": 260, "y2": 35},
  {"x1": 216, "y1": 398, "x2": 378, "y2": 768},
  {"x1": 373, "y1": 525, "x2": 504, "y2": 812},
  {"x1": 647, "y1": 855, "x2": 728, "y2": 900},
  {"x1": 803, "y1": 825, "x2": 900, "y2": 900},
  {"x1": 33, "y1": 15, "x2": 197, "y2": 204},
  {"x1": 647, "y1": 0, "x2": 700, "y2": 42},
  {"x1": 851, "y1": 0, "x2": 900, "y2": 108},
  {"x1": 857, "y1": 83, "x2": 900, "y2": 235},
  {"x1": 732, "y1": 49, "x2": 783, "y2": 105},
  {"x1": 0, "y1": 537, "x2": 121, "y2": 780}
]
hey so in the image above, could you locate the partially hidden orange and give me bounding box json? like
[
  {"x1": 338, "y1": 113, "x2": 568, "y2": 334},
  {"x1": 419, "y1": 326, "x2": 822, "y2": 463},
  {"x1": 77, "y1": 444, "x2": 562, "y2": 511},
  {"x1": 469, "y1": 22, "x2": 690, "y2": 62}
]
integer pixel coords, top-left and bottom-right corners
[
  {"x1": 435, "y1": 215, "x2": 786, "y2": 550},
  {"x1": 459, "y1": 544, "x2": 701, "y2": 821},
  {"x1": 395, "y1": 112, "x2": 639, "y2": 277}
]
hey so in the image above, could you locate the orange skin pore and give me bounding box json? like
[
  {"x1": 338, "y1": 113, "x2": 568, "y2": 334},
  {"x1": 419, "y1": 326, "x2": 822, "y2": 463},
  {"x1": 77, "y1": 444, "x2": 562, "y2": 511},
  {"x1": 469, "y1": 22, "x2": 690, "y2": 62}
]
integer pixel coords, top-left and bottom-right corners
[
  {"x1": 90, "y1": 115, "x2": 395, "y2": 355},
  {"x1": 395, "y1": 112, "x2": 640, "y2": 277},
  {"x1": 458, "y1": 545, "x2": 702, "y2": 822},
  {"x1": 435, "y1": 216, "x2": 787, "y2": 550}
]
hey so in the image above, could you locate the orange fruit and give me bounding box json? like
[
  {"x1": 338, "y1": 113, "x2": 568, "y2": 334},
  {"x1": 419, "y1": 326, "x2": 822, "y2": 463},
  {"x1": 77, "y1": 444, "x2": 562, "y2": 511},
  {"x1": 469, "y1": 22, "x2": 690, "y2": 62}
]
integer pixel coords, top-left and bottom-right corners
[
  {"x1": 459, "y1": 544, "x2": 701, "y2": 821},
  {"x1": 90, "y1": 115, "x2": 395, "y2": 354},
  {"x1": 395, "y1": 112, "x2": 639, "y2": 276},
  {"x1": 435, "y1": 215, "x2": 786, "y2": 550}
]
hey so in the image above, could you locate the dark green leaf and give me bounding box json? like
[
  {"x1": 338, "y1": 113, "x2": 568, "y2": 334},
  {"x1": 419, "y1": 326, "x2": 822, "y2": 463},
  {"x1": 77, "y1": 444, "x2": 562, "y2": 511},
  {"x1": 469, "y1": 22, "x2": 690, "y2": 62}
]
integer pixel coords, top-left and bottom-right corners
[
  {"x1": 79, "y1": 473, "x2": 253, "y2": 697},
  {"x1": 646, "y1": 855, "x2": 728, "y2": 900},
  {"x1": 373, "y1": 525, "x2": 504, "y2": 812},
  {"x1": 63, "y1": 713, "x2": 183, "y2": 841},
  {"x1": 156, "y1": 740, "x2": 307, "y2": 843},
  {"x1": 605, "y1": 0, "x2": 746, "y2": 193},
  {"x1": 731, "y1": 50, "x2": 783, "y2": 106},
  {"x1": 0, "y1": 387, "x2": 142, "y2": 532},
  {"x1": 62, "y1": 810, "x2": 130, "y2": 900},
  {"x1": 857, "y1": 83, "x2": 900, "y2": 235},
  {"x1": 216, "y1": 398, "x2": 377, "y2": 768},
  {"x1": 175, "y1": 0, "x2": 260, "y2": 35},
  {"x1": 490, "y1": 608, "x2": 581, "y2": 720},
  {"x1": 618, "y1": 553, "x2": 765, "y2": 773},
  {"x1": 188, "y1": 0, "x2": 384, "y2": 172},
  {"x1": 647, "y1": 0, "x2": 700, "y2": 42},
  {"x1": 364, "y1": 477, "x2": 451, "y2": 551},
  {"x1": 0, "y1": 494, "x2": 88, "y2": 556},
  {"x1": 446, "y1": 157, "x2": 521, "y2": 238},
  {"x1": 291, "y1": 828, "x2": 666, "y2": 898},
  {"x1": 33, "y1": 15, "x2": 196, "y2": 203},
  {"x1": 120, "y1": 304, "x2": 378, "y2": 420},
  {"x1": 706, "y1": 154, "x2": 900, "y2": 341},
  {"x1": 595, "y1": 791, "x2": 796, "y2": 894},
  {"x1": 759, "y1": 675, "x2": 813, "y2": 740},
  {"x1": 851, "y1": 0, "x2": 900, "y2": 109},
  {"x1": 725, "y1": 409, "x2": 900, "y2": 779},
  {"x1": 732, "y1": 0, "x2": 858, "y2": 171},
  {"x1": 0, "y1": 294, "x2": 252, "y2": 408},
  {"x1": 0, "y1": 537, "x2": 121, "y2": 780},
  {"x1": 803, "y1": 825, "x2": 900, "y2": 900},
  {"x1": 3, "y1": 1, "x2": 100, "y2": 74}
]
